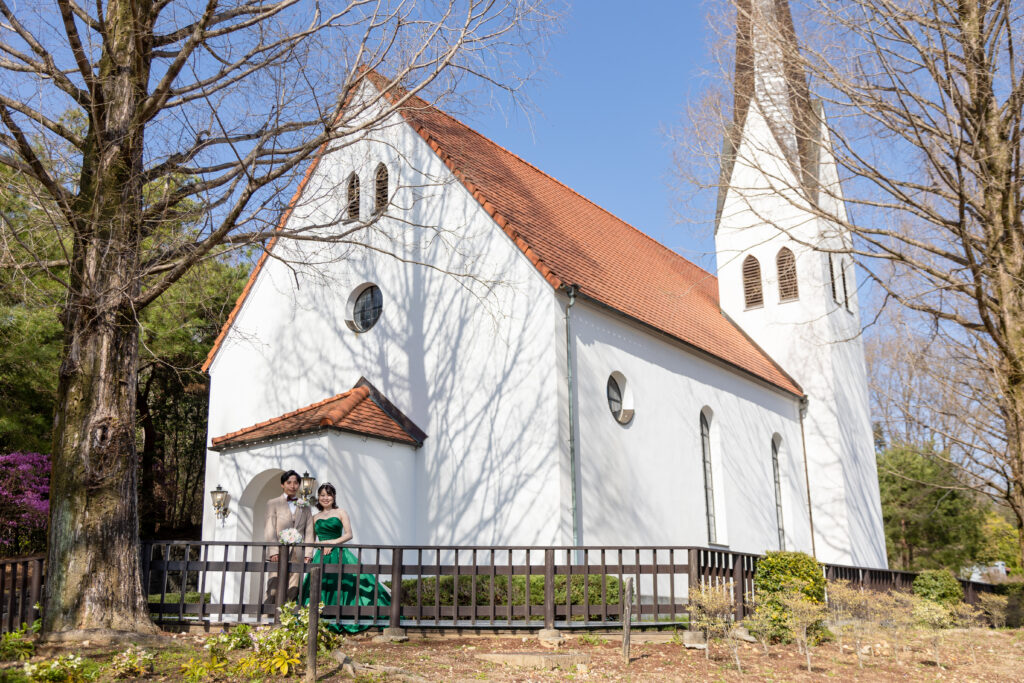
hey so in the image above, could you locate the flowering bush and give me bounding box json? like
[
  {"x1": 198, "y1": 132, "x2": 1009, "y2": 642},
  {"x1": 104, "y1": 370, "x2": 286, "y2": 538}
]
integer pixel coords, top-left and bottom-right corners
[
  {"x1": 0, "y1": 452, "x2": 49, "y2": 555},
  {"x1": 107, "y1": 646, "x2": 155, "y2": 678},
  {"x1": 22, "y1": 653, "x2": 98, "y2": 682}
]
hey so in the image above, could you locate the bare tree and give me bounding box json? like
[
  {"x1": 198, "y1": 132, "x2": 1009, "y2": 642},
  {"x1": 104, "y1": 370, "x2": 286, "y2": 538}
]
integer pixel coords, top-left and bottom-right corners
[
  {"x1": 681, "y1": 0, "x2": 1024, "y2": 563},
  {"x1": 0, "y1": 0, "x2": 558, "y2": 639}
]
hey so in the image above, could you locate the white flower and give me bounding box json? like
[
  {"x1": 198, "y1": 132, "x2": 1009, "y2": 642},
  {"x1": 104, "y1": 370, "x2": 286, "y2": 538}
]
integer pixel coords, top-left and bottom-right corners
[
  {"x1": 278, "y1": 528, "x2": 303, "y2": 545},
  {"x1": 294, "y1": 497, "x2": 310, "y2": 507}
]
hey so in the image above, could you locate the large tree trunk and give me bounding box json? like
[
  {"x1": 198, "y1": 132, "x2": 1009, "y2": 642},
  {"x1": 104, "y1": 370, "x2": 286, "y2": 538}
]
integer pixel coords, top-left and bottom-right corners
[
  {"x1": 42, "y1": 0, "x2": 156, "y2": 638},
  {"x1": 45, "y1": 291, "x2": 155, "y2": 637}
]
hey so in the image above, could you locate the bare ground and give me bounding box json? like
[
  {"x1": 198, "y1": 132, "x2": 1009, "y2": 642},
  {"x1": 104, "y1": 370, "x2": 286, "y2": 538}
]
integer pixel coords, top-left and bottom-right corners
[
  {"x1": 323, "y1": 629, "x2": 1024, "y2": 681},
  {"x1": 6, "y1": 627, "x2": 1024, "y2": 681}
]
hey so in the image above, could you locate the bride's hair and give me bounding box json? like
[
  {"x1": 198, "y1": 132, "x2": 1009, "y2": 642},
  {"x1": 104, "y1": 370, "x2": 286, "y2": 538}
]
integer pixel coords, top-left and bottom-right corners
[{"x1": 315, "y1": 483, "x2": 338, "y2": 511}]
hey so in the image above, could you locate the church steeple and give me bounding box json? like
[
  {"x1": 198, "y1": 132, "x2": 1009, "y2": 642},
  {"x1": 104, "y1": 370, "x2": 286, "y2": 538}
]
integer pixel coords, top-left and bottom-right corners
[
  {"x1": 729, "y1": 0, "x2": 819, "y2": 198},
  {"x1": 713, "y1": 0, "x2": 887, "y2": 568}
]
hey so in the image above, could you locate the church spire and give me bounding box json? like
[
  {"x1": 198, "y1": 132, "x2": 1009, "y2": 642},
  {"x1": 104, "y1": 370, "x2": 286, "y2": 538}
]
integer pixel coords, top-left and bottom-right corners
[{"x1": 732, "y1": 0, "x2": 819, "y2": 193}]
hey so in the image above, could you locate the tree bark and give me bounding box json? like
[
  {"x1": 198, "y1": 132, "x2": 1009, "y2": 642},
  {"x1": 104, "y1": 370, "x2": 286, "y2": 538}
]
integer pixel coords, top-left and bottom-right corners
[{"x1": 42, "y1": 0, "x2": 156, "y2": 638}]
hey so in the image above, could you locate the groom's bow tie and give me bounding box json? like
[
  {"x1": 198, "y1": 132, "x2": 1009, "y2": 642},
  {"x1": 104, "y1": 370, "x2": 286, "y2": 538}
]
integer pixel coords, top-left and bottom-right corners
[{"x1": 287, "y1": 496, "x2": 297, "y2": 502}]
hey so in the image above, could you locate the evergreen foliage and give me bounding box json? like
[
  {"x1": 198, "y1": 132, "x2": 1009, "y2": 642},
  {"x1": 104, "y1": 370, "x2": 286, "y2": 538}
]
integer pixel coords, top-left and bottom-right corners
[
  {"x1": 877, "y1": 446, "x2": 987, "y2": 571},
  {"x1": 912, "y1": 569, "x2": 964, "y2": 605}
]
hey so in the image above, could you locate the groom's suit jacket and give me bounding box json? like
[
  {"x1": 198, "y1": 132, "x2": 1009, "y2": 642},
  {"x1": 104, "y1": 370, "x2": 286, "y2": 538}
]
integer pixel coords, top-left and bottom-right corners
[
  {"x1": 263, "y1": 493, "x2": 314, "y2": 601},
  {"x1": 264, "y1": 493, "x2": 315, "y2": 547}
]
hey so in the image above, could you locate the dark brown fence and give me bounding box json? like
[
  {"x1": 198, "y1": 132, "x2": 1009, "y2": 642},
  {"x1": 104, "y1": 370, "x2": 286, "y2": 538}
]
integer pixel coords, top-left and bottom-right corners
[
  {"x1": 0, "y1": 555, "x2": 43, "y2": 633},
  {"x1": 2, "y1": 544, "x2": 997, "y2": 634}
]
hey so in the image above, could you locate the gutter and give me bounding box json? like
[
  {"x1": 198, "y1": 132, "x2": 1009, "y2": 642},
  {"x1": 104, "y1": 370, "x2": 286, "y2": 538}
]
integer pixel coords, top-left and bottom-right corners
[
  {"x1": 565, "y1": 284, "x2": 580, "y2": 545},
  {"x1": 799, "y1": 396, "x2": 817, "y2": 558}
]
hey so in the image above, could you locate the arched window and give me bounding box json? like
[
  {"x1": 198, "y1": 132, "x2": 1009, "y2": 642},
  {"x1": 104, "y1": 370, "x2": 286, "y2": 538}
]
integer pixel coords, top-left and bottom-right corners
[
  {"x1": 742, "y1": 255, "x2": 763, "y2": 309},
  {"x1": 828, "y1": 254, "x2": 839, "y2": 303},
  {"x1": 776, "y1": 247, "x2": 798, "y2": 302},
  {"x1": 840, "y1": 259, "x2": 851, "y2": 311},
  {"x1": 374, "y1": 164, "x2": 389, "y2": 214},
  {"x1": 771, "y1": 438, "x2": 785, "y2": 550},
  {"x1": 700, "y1": 412, "x2": 717, "y2": 545},
  {"x1": 346, "y1": 173, "x2": 360, "y2": 220}
]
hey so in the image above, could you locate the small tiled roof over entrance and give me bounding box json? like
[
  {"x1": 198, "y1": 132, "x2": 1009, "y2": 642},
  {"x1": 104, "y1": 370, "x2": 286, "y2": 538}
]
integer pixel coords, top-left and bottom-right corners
[{"x1": 210, "y1": 379, "x2": 426, "y2": 450}]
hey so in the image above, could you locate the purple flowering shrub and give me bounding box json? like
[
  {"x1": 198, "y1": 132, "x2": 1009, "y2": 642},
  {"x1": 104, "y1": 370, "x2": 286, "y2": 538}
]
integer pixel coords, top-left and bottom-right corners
[{"x1": 0, "y1": 452, "x2": 49, "y2": 556}]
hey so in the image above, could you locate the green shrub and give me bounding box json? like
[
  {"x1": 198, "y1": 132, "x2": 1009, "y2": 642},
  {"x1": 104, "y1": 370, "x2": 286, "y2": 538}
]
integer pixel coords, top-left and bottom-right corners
[
  {"x1": 912, "y1": 570, "x2": 963, "y2": 605},
  {"x1": 0, "y1": 621, "x2": 37, "y2": 662},
  {"x1": 229, "y1": 601, "x2": 342, "y2": 678},
  {"x1": 207, "y1": 623, "x2": 254, "y2": 651},
  {"x1": 751, "y1": 551, "x2": 825, "y2": 643},
  {"x1": 754, "y1": 552, "x2": 825, "y2": 601},
  {"x1": 147, "y1": 591, "x2": 210, "y2": 604},
  {"x1": 990, "y1": 580, "x2": 1024, "y2": 627},
  {"x1": 400, "y1": 574, "x2": 620, "y2": 616}
]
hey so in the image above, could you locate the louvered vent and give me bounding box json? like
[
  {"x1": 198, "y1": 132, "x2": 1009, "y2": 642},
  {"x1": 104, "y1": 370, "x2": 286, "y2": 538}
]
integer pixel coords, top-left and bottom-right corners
[
  {"x1": 742, "y1": 255, "x2": 763, "y2": 308},
  {"x1": 347, "y1": 173, "x2": 360, "y2": 220},
  {"x1": 777, "y1": 247, "x2": 799, "y2": 301}
]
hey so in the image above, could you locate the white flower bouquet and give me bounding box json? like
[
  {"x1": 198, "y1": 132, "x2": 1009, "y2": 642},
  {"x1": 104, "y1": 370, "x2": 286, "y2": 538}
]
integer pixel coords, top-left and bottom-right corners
[
  {"x1": 294, "y1": 496, "x2": 310, "y2": 508},
  {"x1": 278, "y1": 528, "x2": 303, "y2": 545}
]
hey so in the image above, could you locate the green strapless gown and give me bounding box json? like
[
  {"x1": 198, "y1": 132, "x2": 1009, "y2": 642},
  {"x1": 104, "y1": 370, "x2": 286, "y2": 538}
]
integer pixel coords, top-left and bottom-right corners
[{"x1": 300, "y1": 517, "x2": 391, "y2": 633}]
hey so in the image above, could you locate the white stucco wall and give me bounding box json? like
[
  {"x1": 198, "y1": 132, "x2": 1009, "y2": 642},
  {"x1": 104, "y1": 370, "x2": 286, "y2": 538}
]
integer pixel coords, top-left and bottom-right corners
[
  {"x1": 201, "y1": 430, "x2": 416, "y2": 604},
  {"x1": 715, "y1": 101, "x2": 887, "y2": 567},
  {"x1": 201, "y1": 90, "x2": 879, "y2": 569},
  {"x1": 202, "y1": 100, "x2": 563, "y2": 548},
  {"x1": 568, "y1": 301, "x2": 812, "y2": 556}
]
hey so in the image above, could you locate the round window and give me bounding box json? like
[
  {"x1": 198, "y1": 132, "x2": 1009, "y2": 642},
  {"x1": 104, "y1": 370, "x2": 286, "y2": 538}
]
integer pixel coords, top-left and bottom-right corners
[
  {"x1": 607, "y1": 372, "x2": 634, "y2": 424},
  {"x1": 347, "y1": 284, "x2": 383, "y2": 332}
]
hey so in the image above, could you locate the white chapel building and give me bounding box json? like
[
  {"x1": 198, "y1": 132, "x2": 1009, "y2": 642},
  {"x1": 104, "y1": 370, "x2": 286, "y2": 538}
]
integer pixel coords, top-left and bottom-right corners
[{"x1": 201, "y1": 0, "x2": 887, "y2": 568}]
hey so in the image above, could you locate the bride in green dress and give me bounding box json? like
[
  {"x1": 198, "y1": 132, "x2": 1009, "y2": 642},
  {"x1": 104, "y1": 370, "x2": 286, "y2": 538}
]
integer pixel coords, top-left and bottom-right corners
[{"x1": 301, "y1": 483, "x2": 391, "y2": 633}]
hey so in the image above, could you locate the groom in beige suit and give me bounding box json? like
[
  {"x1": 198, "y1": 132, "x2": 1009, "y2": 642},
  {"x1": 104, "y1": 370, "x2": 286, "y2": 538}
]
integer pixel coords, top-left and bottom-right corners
[{"x1": 264, "y1": 470, "x2": 314, "y2": 602}]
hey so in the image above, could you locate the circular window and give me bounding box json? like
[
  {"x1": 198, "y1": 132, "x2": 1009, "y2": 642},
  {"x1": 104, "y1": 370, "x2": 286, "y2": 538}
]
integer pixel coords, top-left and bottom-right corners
[
  {"x1": 607, "y1": 372, "x2": 634, "y2": 424},
  {"x1": 346, "y1": 284, "x2": 383, "y2": 332}
]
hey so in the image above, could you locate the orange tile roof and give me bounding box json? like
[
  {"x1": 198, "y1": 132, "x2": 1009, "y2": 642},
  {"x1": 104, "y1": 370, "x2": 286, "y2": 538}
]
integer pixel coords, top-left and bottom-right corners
[
  {"x1": 203, "y1": 73, "x2": 801, "y2": 396},
  {"x1": 210, "y1": 382, "x2": 425, "y2": 450},
  {"x1": 391, "y1": 93, "x2": 801, "y2": 396}
]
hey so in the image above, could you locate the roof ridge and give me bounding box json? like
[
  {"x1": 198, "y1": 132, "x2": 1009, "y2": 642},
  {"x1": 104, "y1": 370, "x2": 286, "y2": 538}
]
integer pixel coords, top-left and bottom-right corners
[
  {"x1": 319, "y1": 385, "x2": 371, "y2": 427},
  {"x1": 405, "y1": 120, "x2": 562, "y2": 289},
  {"x1": 419, "y1": 105, "x2": 718, "y2": 282}
]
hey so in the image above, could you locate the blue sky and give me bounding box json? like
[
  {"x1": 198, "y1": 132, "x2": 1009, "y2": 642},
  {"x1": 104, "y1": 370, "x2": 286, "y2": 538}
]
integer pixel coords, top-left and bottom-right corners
[{"x1": 471, "y1": 3, "x2": 719, "y2": 271}]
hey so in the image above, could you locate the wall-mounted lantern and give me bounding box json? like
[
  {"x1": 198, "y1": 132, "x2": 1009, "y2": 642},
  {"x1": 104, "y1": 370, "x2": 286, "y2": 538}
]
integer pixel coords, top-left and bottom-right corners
[{"x1": 210, "y1": 484, "x2": 230, "y2": 521}]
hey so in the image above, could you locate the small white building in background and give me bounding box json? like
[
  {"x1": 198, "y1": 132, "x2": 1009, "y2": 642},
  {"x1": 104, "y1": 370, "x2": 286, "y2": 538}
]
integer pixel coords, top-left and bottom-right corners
[{"x1": 200, "y1": 0, "x2": 887, "y2": 569}]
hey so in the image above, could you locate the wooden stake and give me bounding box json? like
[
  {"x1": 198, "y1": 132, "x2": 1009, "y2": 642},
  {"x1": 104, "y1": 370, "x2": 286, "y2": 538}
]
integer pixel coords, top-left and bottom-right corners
[
  {"x1": 306, "y1": 566, "x2": 321, "y2": 683},
  {"x1": 622, "y1": 577, "x2": 634, "y2": 664}
]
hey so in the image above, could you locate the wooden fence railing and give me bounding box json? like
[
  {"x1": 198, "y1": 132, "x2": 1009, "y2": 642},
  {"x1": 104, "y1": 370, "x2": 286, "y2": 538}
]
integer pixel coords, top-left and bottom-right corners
[
  {"x1": 1, "y1": 544, "x2": 996, "y2": 634},
  {"x1": 0, "y1": 555, "x2": 43, "y2": 633}
]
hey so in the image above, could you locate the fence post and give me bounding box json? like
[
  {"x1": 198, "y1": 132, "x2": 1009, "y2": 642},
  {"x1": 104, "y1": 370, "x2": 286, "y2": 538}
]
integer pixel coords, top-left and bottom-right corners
[
  {"x1": 383, "y1": 548, "x2": 406, "y2": 639},
  {"x1": 732, "y1": 554, "x2": 744, "y2": 621},
  {"x1": 543, "y1": 548, "x2": 555, "y2": 630},
  {"x1": 305, "y1": 566, "x2": 321, "y2": 683},
  {"x1": 687, "y1": 548, "x2": 699, "y2": 630},
  {"x1": 622, "y1": 576, "x2": 634, "y2": 664},
  {"x1": 28, "y1": 557, "x2": 42, "y2": 627},
  {"x1": 535, "y1": 548, "x2": 563, "y2": 643},
  {"x1": 275, "y1": 548, "x2": 289, "y2": 624}
]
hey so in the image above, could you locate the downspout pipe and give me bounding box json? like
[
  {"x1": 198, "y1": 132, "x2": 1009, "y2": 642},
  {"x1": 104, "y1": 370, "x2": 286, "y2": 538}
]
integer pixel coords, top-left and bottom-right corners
[
  {"x1": 799, "y1": 395, "x2": 817, "y2": 558},
  {"x1": 565, "y1": 284, "x2": 580, "y2": 546}
]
